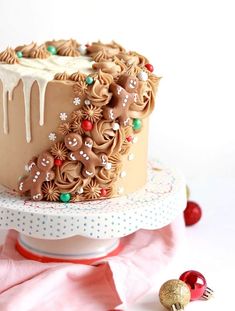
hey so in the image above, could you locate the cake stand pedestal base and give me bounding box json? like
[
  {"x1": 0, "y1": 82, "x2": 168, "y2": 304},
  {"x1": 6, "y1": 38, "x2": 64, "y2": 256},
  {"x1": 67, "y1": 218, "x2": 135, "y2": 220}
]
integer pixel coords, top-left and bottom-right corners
[
  {"x1": 0, "y1": 164, "x2": 187, "y2": 264},
  {"x1": 16, "y1": 234, "x2": 121, "y2": 264}
]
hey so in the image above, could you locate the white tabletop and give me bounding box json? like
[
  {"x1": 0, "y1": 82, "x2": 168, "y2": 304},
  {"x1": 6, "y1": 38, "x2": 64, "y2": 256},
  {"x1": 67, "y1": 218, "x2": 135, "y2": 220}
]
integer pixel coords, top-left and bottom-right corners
[{"x1": 0, "y1": 176, "x2": 233, "y2": 310}]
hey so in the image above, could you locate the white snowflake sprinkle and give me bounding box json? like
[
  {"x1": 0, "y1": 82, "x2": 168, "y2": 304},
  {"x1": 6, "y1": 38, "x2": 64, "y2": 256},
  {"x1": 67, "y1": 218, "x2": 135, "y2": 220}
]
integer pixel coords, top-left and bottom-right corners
[
  {"x1": 73, "y1": 97, "x2": 81, "y2": 106},
  {"x1": 48, "y1": 132, "x2": 57, "y2": 141},
  {"x1": 59, "y1": 112, "x2": 68, "y2": 121}
]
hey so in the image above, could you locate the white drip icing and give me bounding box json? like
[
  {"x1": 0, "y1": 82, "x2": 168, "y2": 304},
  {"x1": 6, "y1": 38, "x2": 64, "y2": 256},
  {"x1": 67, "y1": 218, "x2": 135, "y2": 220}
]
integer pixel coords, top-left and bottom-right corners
[
  {"x1": 22, "y1": 78, "x2": 34, "y2": 143},
  {"x1": 0, "y1": 69, "x2": 21, "y2": 134},
  {"x1": 37, "y1": 78, "x2": 51, "y2": 126},
  {"x1": 0, "y1": 55, "x2": 93, "y2": 142}
]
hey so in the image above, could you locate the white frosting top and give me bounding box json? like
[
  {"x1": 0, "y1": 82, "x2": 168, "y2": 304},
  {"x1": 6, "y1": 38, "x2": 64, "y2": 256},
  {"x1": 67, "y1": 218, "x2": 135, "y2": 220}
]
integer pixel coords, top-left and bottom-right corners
[{"x1": 0, "y1": 56, "x2": 93, "y2": 142}]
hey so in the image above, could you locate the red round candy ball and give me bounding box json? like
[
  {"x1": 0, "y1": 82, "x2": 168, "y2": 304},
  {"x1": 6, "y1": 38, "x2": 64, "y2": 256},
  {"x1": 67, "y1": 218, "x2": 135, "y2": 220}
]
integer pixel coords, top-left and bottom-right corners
[
  {"x1": 100, "y1": 188, "x2": 107, "y2": 197},
  {"x1": 54, "y1": 159, "x2": 63, "y2": 166},
  {"x1": 126, "y1": 136, "x2": 133, "y2": 142},
  {"x1": 184, "y1": 201, "x2": 202, "y2": 226},
  {"x1": 180, "y1": 270, "x2": 207, "y2": 300},
  {"x1": 81, "y1": 120, "x2": 93, "y2": 131},
  {"x1": 145, "y1": 63, "x2": 154, "y2": 72}
]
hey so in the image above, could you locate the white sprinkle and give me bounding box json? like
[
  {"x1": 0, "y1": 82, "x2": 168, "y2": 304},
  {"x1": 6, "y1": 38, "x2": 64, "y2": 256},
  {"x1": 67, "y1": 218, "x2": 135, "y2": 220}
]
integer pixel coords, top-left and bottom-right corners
[
  {"x1": 78, "y1": 44, "x2": 87, "y2": 55},
  {"x1": 137, "y1": 71, "x2": 148, "y2": 81},
  {"x1": 77, "y1": 187, "x2": 84, "y2": 194},
  {"x1": 128, "y1": 153, "x2": 135, "y2": 161},
  {"x1": 112, "y1": 123, "x2": 120, "y2": 131},
  {"x1": 120, "y1": 171, "x2": 127, "y2": 178},
  {"x1": 117, "y1": 187, "x2": 124, "y2": 194},
  {"x1": 105, "y1": 162, "x2": 112, "y2": 170},
  {"x1": 48, "y1": 133, "x2": 57, "y2": 141},
  {"x1": 73, "y1": 97, "x2": 81, "y2": 106},
  {"x1": 84, "y1": 99, "x2": 91, "y2": 105},
  {"x1": 132, "y1": 136, "x2": 138, "y2": 144},
  {"x1": 59, "y1": 112, "x2": 68, "y2": 121}
]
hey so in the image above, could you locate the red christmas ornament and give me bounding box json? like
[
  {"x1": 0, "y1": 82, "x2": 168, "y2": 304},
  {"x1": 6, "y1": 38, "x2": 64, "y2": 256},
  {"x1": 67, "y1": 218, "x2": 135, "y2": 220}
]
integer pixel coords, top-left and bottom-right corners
[
  {"x1": 54, "y1": 159, "x2": 63, "y2": 166},
  {"x1": 81, "y1": 120, "x2": 93, "y2": 131},
  {"x1": 126, "y1": 136, "x2": 133, "y2": 142},
  {"x1": 100, "y1": 188, "x2": 107, "y2": 197},
  {"x1": 179, "y1": 270, "x2": 214, "y2": 300},
  {"x1": 184, "y1": 201, "x2": 202, "y2": 226},
  {"x1": 145, "y1": 63, "x2": 154, "y2": 72}
]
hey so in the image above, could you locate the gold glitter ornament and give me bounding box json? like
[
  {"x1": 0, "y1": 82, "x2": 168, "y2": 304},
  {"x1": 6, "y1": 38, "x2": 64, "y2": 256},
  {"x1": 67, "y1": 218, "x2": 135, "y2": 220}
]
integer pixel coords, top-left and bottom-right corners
[{"x1": 159, "y1": 279, "x2": 191, "y2": 310}]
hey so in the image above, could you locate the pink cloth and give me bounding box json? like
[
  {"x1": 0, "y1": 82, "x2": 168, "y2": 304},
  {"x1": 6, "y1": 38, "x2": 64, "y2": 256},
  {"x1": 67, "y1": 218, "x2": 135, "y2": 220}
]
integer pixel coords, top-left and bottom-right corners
[{"x1": 0, "y1": 217, "x2": 185, "y2": 311}]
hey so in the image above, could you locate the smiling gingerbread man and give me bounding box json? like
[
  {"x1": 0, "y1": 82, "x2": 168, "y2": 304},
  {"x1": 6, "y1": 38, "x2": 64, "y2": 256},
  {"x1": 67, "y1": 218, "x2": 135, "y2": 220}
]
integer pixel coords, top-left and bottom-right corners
[
  {"x1": 18, "y1": 152, "x2": 55, "y2": 201},
  {"x1": 64, "y1": 133, "x2": 109, "y2": 178},
  {"x1": 103, "y1": 74, "x2": 139, "y2": 126}
]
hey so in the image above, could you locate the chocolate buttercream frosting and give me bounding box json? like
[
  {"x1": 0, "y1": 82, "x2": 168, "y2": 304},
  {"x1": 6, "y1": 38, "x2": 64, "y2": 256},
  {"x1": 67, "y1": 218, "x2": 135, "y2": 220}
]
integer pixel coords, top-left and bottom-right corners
[{"x1": 0, "y1": 48, "x2": 19, "y2": 64}]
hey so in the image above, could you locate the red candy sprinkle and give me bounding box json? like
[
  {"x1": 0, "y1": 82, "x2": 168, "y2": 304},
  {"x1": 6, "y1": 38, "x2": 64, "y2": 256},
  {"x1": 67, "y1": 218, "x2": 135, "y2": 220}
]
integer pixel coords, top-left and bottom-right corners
[
  {"x1": 100, "y1": 188, "x2": 107, "y2": 197},
  {"x1": 54, "y1": 159, "x2": 63, "y2": 166},
  {"x1": 81, "y1": 120, "x2": 93, "y2": 131},
  {"x1": 126, "y1": 136, "x2": 133, "y2": 142},
  {"x1": 184, "y1": 201, "x2": 202, "y2": 226},
  {"x1": 145, "y1": 63, "x2": 154, "y2": 72}
]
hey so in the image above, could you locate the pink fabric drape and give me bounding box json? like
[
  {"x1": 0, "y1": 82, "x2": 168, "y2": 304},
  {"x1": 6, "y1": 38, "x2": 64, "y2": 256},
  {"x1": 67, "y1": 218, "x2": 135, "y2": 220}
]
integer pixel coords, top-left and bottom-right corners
[{"x1": 0, "y1": 216, "x2": 184, "y2": 311}]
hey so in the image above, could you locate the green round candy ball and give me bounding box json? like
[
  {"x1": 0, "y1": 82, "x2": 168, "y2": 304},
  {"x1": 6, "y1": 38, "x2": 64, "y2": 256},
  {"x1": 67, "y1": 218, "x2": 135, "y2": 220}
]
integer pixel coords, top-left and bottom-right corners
[
  {"x1": 133, "y1": 118, "x2": 142, "y2": 131},
  {"x1": 60, "y1": 193, "x2": 71, "y2": 203},
  {"x1": 16, "y1": 51, "x2": 23, "y2": 58},
  {"x1": 86, "y1": 76, "x2": 94, "y2": 85},
  {"x1": 47, "y1": 45, "x2": 57, "y2": 55}
]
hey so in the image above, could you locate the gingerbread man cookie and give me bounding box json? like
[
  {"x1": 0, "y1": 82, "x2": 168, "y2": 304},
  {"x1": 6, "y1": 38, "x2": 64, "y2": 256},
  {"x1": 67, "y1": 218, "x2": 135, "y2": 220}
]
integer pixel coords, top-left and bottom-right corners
[
  {"x1": 18, "y1": 152, "x2": 55, "y2": 201},
  {"x1": 103, "y1": 75, "x2": 139, "y2": 126},
  {"x1": 64, "y1": 133, "x2": 109, "y2": 178}
]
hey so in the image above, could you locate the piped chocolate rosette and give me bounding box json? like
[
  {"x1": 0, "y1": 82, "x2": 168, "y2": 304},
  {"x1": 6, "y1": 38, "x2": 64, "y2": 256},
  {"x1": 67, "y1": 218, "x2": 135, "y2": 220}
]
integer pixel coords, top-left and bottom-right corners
[{"x1": 4, "y1": 40, "x2": 161, "y2": 202}]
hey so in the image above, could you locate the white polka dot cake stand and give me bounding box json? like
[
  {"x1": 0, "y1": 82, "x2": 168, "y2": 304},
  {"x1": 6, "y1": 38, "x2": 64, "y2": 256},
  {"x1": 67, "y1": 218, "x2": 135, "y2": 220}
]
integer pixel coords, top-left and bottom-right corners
[{"x1": 0, "y1": 163, "x2": 187, "y2": 264}]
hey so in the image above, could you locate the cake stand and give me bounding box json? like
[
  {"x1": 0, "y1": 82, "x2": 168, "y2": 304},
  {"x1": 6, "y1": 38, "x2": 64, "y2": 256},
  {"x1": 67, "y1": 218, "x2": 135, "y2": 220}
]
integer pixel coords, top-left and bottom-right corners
[{"x1": 0, "y1": 162, "x2": 187, "y2": 264}]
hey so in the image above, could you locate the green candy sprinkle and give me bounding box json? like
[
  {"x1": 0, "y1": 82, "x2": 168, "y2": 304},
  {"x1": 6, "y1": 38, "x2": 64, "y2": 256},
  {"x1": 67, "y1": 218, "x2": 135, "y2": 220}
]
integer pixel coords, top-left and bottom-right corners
[
  {"x1": 16, "y1": 51, "x2": 23, "y2": 58},
  {"x1": 133, "y1": 118, "x2": 142, "y2": 131},
  {"x1": 60, "y1": 193, "x2": 71, "y2": 203},
  {"x1": 86, "y1": 76, "x2": 94, "y2": 85},
  {"x1": 47, "y1": 45, "x2": 57, "y2": 55}
]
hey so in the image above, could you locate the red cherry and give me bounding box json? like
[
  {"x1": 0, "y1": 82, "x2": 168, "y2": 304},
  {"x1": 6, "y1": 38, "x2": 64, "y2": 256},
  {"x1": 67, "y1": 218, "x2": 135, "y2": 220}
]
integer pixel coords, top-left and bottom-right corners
[
  {"x1": 126, "y1": 136, "x2": 133, "y2": 142},
  {"x1": 54, "y1": 159, "x2": 63, "y2": 166},
  {"x1": 100, "y1": 188, "x2": 107, "y2": 197},
  {"x1": 180, "y1": 270, "x2": 207, "y2": 300},
  {"x1": 81, "y1": 120, "x2": 93, "y2": 131},
  {"x1": 145, "y1": 63, "x2": 154, "y2": 72},
  {"x1": 184, "y1": 201, "x2": 202, "y2": 226}
]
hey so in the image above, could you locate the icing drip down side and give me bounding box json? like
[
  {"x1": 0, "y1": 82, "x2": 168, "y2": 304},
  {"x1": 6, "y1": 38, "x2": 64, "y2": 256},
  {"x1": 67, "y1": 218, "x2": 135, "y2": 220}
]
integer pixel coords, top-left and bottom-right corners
[{"x1": 0, "y1": 56, "x2": 93, "y2": 142}]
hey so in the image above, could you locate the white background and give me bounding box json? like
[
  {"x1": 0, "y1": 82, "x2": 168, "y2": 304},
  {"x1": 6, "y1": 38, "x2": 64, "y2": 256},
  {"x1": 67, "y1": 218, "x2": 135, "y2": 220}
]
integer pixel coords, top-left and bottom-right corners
[{"x1": 0, "y1": 0, "x2": 234, "y2": 310}]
